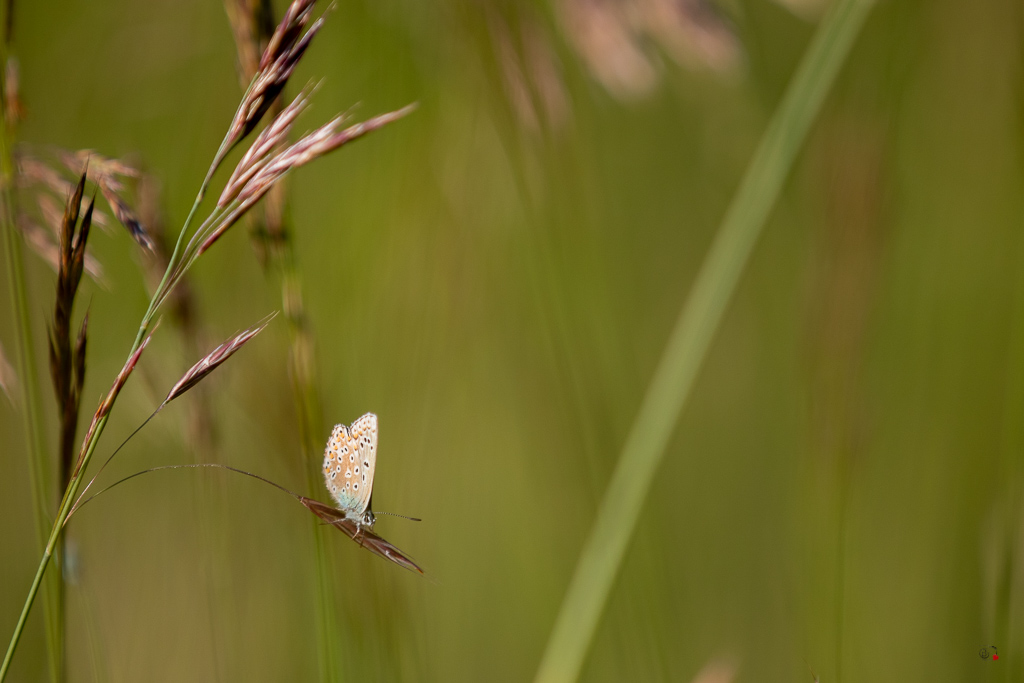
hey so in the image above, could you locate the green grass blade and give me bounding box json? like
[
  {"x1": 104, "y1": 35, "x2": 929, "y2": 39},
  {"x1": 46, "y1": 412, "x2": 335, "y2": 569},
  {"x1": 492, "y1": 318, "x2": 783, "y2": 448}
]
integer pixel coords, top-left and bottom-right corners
[{"x1": 533, "y1": 1, "x2": 876, "y2": 681}]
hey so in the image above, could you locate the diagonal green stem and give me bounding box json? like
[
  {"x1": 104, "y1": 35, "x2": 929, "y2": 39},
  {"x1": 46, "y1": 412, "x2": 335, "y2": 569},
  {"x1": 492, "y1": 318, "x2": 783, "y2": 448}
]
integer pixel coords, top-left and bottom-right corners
[
  {"x1": 133, "y1": 138, "x2": 231, "y2": 350},
  {"x1": 1, "y1": 125, "x2": 233, "y2": 683},
  {"x1": 533, "y1": 1, "x2": 876, "y2": 681},
  {"x1": 0, "y1": 412, "x2": 105, "y2": 681}
]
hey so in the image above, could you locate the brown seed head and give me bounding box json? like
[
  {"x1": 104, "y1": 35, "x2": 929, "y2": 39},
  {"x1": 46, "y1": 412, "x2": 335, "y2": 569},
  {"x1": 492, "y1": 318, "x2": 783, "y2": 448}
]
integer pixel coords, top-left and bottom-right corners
[
  {"x1": 236, "y1": 104, "x2": 416, "y2": 210},
  {"x1": 74, "y1": 312, "x2": 89, "y2": 404},
  {"x1": 261, "y1": 0, "x2": 316, "y2": 71},
  {"x1": 219, "y1": 86, "x2": 316, "y2": 208},
  {"x1": 226, "y1": 0, "x2": 324, "y2": 148},
  {"x1": 224, "y1": 0, "x2": 277, "y2": 83},
  {"x1": 199, "y1": 103, "x2": 415, "y2": 258},
  {"x1": 18, "y1": 215, "x2": 105, "y2": 282},
  {"x1": 60, "y1": 170, "x2": 86, "y2": 260},
  {"x1": 100, "y1": 333, "x2": 152, "y2": 421},
  {"x1": 50, "y1": 173, "x2": 90, "y2": 413},
  {"x1": 163, "y1": 314, "x2": 276, "y2": 404},
  {"x1": 73, "y1": 331, "x2": 154, "y2": 480},
  {"x1": 59, "y1": 150, "x2": 154, "y2": 251},
  {"x1": 97, "y1": 182, "x2": 153, "y2": 251},
  {"x1": 46, "y1": 328, "x2": 64, "y2": 412},
  {"x1": 299, "y1": 496, "x2": 424, "y2": 574},
  {"x1": 20, "y1": 156, "x2": 75, "y2": 196},
  {"x1": 61, "y1": 150, "x2": 139, "y2": 191},
  {"x1": 68, "y1": 197, "x2": 95, "y2": 298}
]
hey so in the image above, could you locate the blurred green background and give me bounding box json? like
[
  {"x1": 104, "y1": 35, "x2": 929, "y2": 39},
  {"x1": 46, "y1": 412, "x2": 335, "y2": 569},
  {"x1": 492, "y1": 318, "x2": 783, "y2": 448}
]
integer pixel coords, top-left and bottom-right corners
[{"x1": 1, "y1": 0, "x2": 1021, "y2": 681}]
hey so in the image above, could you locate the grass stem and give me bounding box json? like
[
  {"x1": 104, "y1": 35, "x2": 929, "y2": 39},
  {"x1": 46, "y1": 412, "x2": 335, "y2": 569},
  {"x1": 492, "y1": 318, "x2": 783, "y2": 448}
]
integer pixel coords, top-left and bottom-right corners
[
  {"x1": 533, "y1": 1, "x2": 876, "y2": 681},
  {"x1": 264, "y1": 220, "x2": 338, "y2": 678}
]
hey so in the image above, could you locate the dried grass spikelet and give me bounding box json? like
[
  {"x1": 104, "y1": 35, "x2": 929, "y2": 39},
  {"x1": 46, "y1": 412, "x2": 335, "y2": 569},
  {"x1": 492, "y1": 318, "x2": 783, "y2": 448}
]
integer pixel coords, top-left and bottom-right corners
[
  {"x1": 53, "y1": 179, "x2": 93, "y2": 309},
  {"x1": 18, "y1": 214, "x2": 106, "y2": 282},
  {"x1": 60, "y1": 149, "x2": 154, "y2": 251},
  {"x1": 72, "y1": 330, "x2": 155, "y2": 481},
  {"x1": 219, "y1": 84, "x2": 316, "y2": 208},
  {"x1": 96, "y1": 333, "x2": 152, "y2": 423},
  {"x1": 225, "y1": 0, "x2": 324, "y2": 150},
  {"x1": 17, "y1": 153, "x2": 114, "y2": 232},
  {"x1": 224, "y1": 0, "x2": 278, "y2": 84},
  {"x1": 60, "y1": 150, "x2": 139, "y2": 189},
  {"x1": 152, "y1": 0, "x2": 412, "y2": 303},
  {"x1": 99, "y1": 184, "x2": 153, "y2": 251},
  {"x1": 68, "y1": 316, "x2": 274, "y2": 519},
  {"x1": 200, "y1": 102, "x2": 416, "y2": 256},
  {"x1": 161, "y1": 314, "x2": 276, "y2": 405},
  {"x1": 19, "y1": 155, "x2": 76, "y2": 198},
  {"x1": 18, "y1": 149, "x2": 125, "y2": 238},
  {"x1": 47, "y1": 169, "x2": 93, "y2": 459},
  {"x1": 300, "y1": 497, "x2": 424, "y2": 574},
  {"x1": 224, "y1": 0, "x2": 293, "y2": 268}
]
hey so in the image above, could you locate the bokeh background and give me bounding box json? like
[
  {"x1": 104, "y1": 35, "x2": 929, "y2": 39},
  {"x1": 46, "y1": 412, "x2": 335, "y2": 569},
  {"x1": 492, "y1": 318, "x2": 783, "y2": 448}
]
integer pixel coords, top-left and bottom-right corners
[{"x1": 1, "y1": 0, "x2": 1021, "y2": 681}]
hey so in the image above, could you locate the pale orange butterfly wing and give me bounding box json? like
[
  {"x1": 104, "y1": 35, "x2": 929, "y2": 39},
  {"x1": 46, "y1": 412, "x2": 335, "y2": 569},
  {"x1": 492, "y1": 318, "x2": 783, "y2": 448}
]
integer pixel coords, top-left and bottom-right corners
[{"x1": 322, "y1": 413, "x2": 377, "y2": 517}]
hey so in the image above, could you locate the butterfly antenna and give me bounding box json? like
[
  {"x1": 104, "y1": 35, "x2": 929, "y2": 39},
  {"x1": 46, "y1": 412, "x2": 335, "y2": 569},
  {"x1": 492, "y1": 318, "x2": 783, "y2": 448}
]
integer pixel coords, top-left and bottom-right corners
[{"x1": 374, "y1": 511, "x2": 422, "y2": 522}]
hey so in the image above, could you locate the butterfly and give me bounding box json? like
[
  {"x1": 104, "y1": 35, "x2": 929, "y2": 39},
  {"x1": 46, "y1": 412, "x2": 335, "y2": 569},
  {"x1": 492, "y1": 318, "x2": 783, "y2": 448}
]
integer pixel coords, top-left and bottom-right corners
[{"x1": 314, "y1": 413, "x2": 423, "y2": 573}]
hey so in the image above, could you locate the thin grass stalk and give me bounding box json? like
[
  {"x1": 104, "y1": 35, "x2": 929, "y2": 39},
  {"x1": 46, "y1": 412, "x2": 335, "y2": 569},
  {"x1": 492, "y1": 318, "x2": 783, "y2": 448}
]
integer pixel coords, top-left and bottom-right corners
[
  {"x1": 132, "y1": 141, "x2": 229, "y2": 350},
  {"x1": 222, "y1": 4, "x2": 338, "y2": 678},
  {"x1": 533, "y1": 1, "x2": 876, "y2": 681},
  {"x1": 280, "y1": 146, "x2": 339, "y2": 683},
  {"x1": 0, "y1": 1, "x2": 62, "y2": 679},
  {"x1": 263, "y1": 154, "x2": 338, "y2": 683}
]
